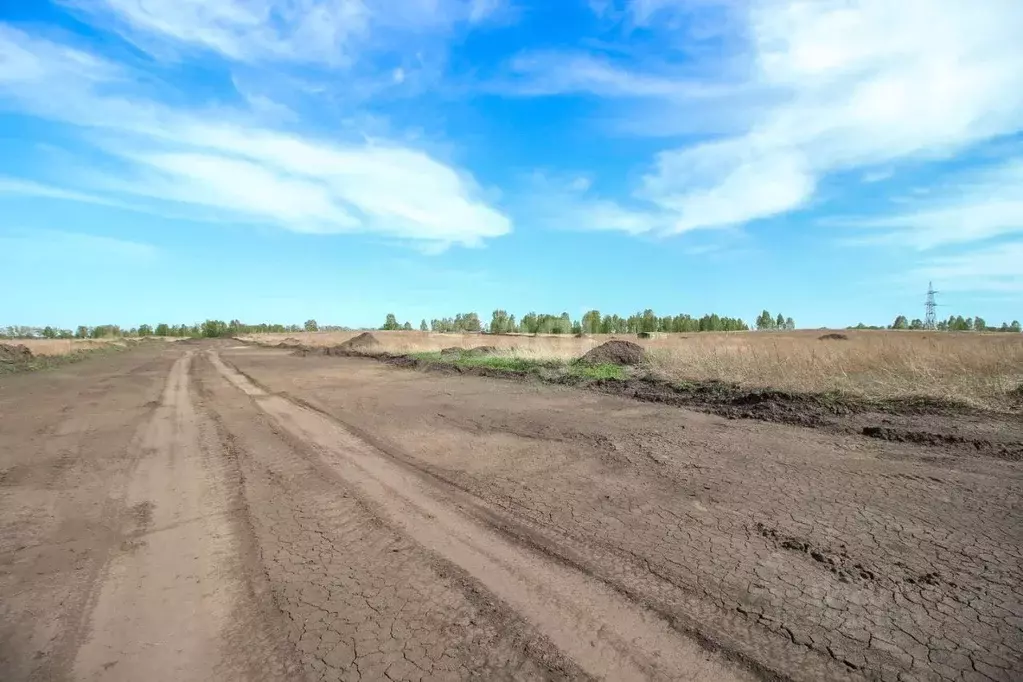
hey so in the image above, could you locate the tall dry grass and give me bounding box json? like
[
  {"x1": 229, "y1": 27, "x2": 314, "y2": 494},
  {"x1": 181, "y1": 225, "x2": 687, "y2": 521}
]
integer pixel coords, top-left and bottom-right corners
[
  {"x1": 243, "y1": 330, "x2": 1023, "y2": 409},
  {"x1": 4, "y1": 338, "x2": 125, "y2": 356}
]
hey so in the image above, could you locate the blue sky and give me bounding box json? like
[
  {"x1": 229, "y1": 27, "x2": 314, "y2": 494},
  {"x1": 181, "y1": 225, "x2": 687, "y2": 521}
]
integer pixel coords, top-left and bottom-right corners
[{"x1": 1, "y1": 0, "x2": 1022, "y2": 329}]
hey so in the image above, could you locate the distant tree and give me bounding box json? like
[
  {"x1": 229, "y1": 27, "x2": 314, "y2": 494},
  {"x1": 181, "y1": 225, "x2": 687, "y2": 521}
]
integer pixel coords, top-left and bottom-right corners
[
  {"x1": 756, "y1": 310, "x2": 774, "y2": 330},
  {"x1": 42, "y1": 326, "x2": 57, "y2": 338},
  {"x1": 891, "y1": 315, "x2": 909, "y2": 330},
  {"x1": 76, "y1": 325, "x2": 89, "y2": 339},
  {"x1": 973, "y1": 316, "x2": 986, "y2": 332},
  {"x1": 402, "y1": 321, "x2": 413, "y2": 331},
  {"x1": 420, "y1": 319, "x2": 428, "y2": 332},
  {"x1": 138, "y1": 324, "x2": 153, "y2": 336},
  {"x1": 58, "y1": 329, "x2": 74, "y2": 339},
  {"x1": 909, "y1": 318, "x2": 924, "y2": 330},
  {"x1": 1000, "y1": 322, "x2": 1010, "y2": 332},
  {"x1": 304, "y1": 319, "x2": 318, "y2": 332},
  {"x1": 201, "y1": 319, "x2": 228, "y2": 338},
  {"x1": 152, "y1": 323, "x2": 168, "y2": 336},
  {"x1": 1011, "y1": 321, "x2": 1022, "y2": 333},
  {"x1": 490, "y1": 309, "x2": 511, "y2": 334},
  {"x1": 581, "y1": 310, "x2": 602, "y2": 335},
  {"x1": 776, "y1": 313, "x2": 785, "y2": 329},
  {"x1": 382, "y1": 313, "x2": 399, "y2": 331},
  {"x1": 785, "y1": 317, "x2": 795, "y2": 330}
]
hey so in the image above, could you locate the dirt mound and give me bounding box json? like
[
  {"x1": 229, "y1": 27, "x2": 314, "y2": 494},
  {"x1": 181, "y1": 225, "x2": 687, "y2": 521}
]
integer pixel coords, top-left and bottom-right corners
[
  {"x1": 0, "y1": 343, "x2": 34, "y2": 363},
  {"x1": 440, "y1": 347, "x2": 464, "y2": 356},
  {"x1": 276, "y1": 337, "x2": 303, "y2": 348},
  {"x1": 337, "y1": 332, "x2": 381, "y2": 351},
  {"x1": 818, "y1": 333, "x2": 848, "y2": 341},
  {"x1": 579, "y1": 340, "x2": 646, "y2": 366}
]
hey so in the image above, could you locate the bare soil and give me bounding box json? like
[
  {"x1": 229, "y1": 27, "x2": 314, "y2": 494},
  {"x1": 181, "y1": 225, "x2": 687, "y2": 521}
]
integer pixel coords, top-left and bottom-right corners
[
  {"x1": 0, "y1": 343, "x2": 34, "y2": 363},
  {"x1": 2, "y1": 341, "x2": 1020, "y2": 682},
  {"x1": 579, "y1": 340, "x2": 646, "y2": 366}
]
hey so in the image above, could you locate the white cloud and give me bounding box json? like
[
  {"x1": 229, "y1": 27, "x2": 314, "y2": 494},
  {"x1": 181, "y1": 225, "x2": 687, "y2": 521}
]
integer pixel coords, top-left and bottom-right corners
[
  {"x1": 62, "y1": 0, "x2": 504, "y2": 65},
  {"x1": 530, "y1": 0, "x2": 1023, "y2": 236},
  {"x1": 61, "y1": 0, "x2": 368, "y2": 65},
  {"x1": 501, "y1": 51, "x2": 729, "y2": 99},
  {"x1": 0, "y1": 26, "x2": 510, "y2": 248},
  {"x1": 909, "y1": 241, "x2": 1023, "y2": 294},
  {"x1": 843, "y1": 159, "x2": 1023, "y2": 250}
]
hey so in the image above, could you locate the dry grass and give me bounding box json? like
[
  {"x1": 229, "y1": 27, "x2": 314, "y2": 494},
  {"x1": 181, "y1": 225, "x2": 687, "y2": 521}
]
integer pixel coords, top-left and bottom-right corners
[
  {"x1": 242, "y1": 329, "x2": 1023, "y2": 410},
  {"x1": 5, "y1": 338, "x2": 126, "y2": 356}
]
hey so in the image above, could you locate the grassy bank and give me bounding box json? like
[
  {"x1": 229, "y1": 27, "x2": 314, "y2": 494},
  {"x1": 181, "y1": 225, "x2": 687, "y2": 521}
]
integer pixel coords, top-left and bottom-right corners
[{"x1": 407, "y1": 351, "x2": 627, "y2": 381}]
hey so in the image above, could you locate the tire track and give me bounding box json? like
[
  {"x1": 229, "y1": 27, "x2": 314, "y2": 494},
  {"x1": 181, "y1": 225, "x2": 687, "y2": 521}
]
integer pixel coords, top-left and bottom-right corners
[
  {"x1": 207, "y1": 350, "x2": 750, "y2": 682},
  {"x1": 72, "y1": 351, "x2": 294, "y2": 682}
]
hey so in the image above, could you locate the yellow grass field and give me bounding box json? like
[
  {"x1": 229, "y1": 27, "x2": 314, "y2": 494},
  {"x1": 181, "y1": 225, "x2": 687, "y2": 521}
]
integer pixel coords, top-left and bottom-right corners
[
  {"x1": 7, "y1": 338, "x2": 128, "y2": 356},
  {"x1": 242, "y1": 329, "x2": 1023, "y2": 410}
]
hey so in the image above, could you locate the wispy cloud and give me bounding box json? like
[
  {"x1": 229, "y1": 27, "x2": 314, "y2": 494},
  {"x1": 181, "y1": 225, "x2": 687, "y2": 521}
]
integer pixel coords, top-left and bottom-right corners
[
  {"x1": 61, "y1": 0, "x2": 506, "y2": 66},
  {"x1": 523, "y1": 0, "x2": 1023, "y2": 237},
  {"x1": 840, "y1": 159, "x2": 1023, "y2": 250},
  {"x1": 0, "y1": 25, "x2": 510, "y2": 248},
  {"x1": 908, "y1": 241, "x2": 1023, "y2": 294},
  {"x1": 0, "y1": 228, "x2": 158, "y2": 265}
]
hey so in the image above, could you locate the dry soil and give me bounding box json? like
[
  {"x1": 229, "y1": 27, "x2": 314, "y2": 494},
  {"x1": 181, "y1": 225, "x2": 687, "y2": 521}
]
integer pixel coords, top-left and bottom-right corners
[{"x1": 1, "y1": 341, "x2": 1020, "y2": 682}]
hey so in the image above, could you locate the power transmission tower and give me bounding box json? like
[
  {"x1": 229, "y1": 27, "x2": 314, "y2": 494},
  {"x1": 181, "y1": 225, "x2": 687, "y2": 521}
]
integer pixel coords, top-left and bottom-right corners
[{"x1": 925, "y1": 281, "x2": 938, "y2": 329}]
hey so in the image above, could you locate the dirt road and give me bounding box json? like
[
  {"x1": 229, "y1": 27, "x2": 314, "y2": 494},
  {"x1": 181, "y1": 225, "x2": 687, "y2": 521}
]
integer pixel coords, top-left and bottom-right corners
[{"x1": 2, "y1": 342, "x2": 1020, "y2": 681}]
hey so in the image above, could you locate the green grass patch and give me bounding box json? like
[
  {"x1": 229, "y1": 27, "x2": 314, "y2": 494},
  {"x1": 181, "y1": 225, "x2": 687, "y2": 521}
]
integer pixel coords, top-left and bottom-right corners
[
  {"x1": 408, "y1": 351, "x2": 627, "y2": 381},
  {"x1": 567, "y1": 363, "x2": 626, "y2": 380}
]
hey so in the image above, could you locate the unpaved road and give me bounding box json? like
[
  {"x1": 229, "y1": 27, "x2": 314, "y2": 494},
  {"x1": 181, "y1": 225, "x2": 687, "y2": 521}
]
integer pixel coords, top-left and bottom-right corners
[{"x1": 1, "y1": 342, "x2": 1020, "y2": 682}]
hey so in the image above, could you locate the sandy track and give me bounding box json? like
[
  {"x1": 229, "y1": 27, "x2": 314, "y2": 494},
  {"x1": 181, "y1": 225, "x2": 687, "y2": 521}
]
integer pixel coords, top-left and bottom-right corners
[
  {"x1": 2, "y1": 342, "x2": 1020, "y2": 681},
  {"x1": 204, "y1": 351, "x2": 744, "y2": 681}
]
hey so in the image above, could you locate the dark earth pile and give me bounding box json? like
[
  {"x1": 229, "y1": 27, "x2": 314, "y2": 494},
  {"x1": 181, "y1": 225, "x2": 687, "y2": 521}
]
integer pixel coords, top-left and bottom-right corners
[
  {"x1": 320, "y1": 332, "x2": 382, "y2": 356},
  {"x1": 818, "y1": 333, "x2": 849, "y2": 341},
  {"x1": 0, "y1": 343, "x2": 34, "y2": 363},
  {"x1": 579, "y1": 340, "x2": 646, "y2": 366},
  {"x1": 338, "y1": 332, "x2": 381, "y2": 350}
]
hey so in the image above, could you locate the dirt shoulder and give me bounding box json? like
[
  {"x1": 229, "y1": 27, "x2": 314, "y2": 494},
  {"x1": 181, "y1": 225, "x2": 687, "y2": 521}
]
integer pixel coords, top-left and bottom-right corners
[
  {"x1": 224, "y1": 347, "x2": 1023, "y2": 682},
  {"x1": 276, "y1": 342, "x2": 1023, "y2": 461}
]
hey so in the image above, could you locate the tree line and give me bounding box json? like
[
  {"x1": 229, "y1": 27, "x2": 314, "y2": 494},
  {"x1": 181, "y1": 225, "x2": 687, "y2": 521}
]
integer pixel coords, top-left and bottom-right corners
[
  {"x1": 852, "y1": 316, "x2": 1022, "y2": 332},
  {"x1": 1, "y1": 320, "x2": 349, "y2": 340},
  {"x1": 377, "y1": 309, "x2": 758, "y2": 335}
]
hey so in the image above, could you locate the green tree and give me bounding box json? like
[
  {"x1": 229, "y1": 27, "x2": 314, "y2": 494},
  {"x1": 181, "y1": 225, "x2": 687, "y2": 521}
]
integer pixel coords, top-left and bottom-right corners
[
  {"x1": 1011, "y1": 321, "x2": 1022, "y2": 333},
  {"x1": 490, "y1": 310, "x2": 511, "y2": 334},
  {"x1": 58, "y1": 329, "x2": 74, "y2": 339},
  {"x1": 138, "y1": 324, "x2": 153, "y2": 336},
  {"x1": 420, "y1": 319, "x2": 428, "y2": 332},
  {"x1": 41, "y1": 326, "x2": 57, "y2": 338},
  {"x1": 581, "y1": 310, "x2": 602, "y2": 335},
  {"x1": 776, "y1": 313, "x2": 785, "y2": 329},
  {"x1": 76, "y1": 325, "x2": 89, "y2": 339},
  {"x1": 402, "y1": 321, "x2": 413, "y2": 331},
  {"x1": 201, "y1": 320, "x2": 228, "y2": 337},
  {"x1": 909, "y1": 318, "x2": 924, "y2": 330},
  {"x1": 973, "y1": 317, "x2": 986, "y2": 331},
  {"x1": 154, "y1": 323, "x2": 170, "y2": 336},
  {"x1": 382, "y1": 313, "x2": 400, "y2": 331},
  {"x1": 756, "y1": 310, "x2": 774, "y2": 330},
  {"x1": 891, "y1": 315, "x2": 909, "y2": 330},
  {"x1": 304, "y1": 319, "x2": 319, "y2": 332}
]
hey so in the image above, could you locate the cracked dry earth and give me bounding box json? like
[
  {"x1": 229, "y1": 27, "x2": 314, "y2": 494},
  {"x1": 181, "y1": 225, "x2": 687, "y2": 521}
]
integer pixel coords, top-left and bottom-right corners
[{"x1": 1, "y1": 342, "x2": 1020, "y2": 682}]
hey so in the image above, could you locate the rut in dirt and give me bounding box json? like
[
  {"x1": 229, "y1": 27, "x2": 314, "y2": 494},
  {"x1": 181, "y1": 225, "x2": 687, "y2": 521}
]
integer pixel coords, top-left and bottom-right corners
[{"x1": 206, "y1": 350, "x2": 750, "y2": 682}]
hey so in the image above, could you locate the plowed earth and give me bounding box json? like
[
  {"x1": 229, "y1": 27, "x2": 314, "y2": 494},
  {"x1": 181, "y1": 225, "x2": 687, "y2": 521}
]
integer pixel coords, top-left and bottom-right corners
[{"x1": 1, "y1": 341, "x2": 1020, "y2": 682}]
